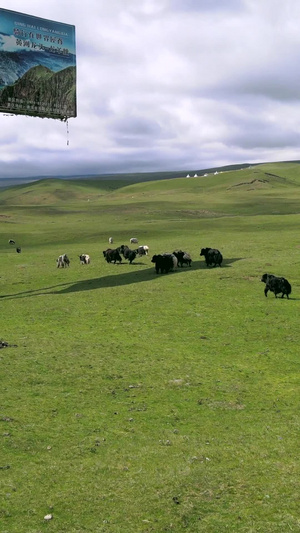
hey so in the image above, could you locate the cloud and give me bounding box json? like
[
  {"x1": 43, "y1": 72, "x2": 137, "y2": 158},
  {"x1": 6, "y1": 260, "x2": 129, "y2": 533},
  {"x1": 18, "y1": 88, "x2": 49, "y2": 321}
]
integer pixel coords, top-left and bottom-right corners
[
  {"x1": 0, "y1": 0, "x2": 300, "y2": 179},
  {"x1": 170, "y1": 0, "x2": 245, "y2": 12},
  {"x1": 0, "y1": 32, "x2": 29, "y2": 52}
]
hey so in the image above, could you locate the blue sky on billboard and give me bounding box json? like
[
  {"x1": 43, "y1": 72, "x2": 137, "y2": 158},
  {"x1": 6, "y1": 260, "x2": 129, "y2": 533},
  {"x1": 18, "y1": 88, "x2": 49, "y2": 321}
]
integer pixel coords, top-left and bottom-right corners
[
  {"x1": 0, "y1": 9, "x2": 76, "y2": 53},
  {"x1": 0, "y1": 0, "x2": 300, "y2": 179}
]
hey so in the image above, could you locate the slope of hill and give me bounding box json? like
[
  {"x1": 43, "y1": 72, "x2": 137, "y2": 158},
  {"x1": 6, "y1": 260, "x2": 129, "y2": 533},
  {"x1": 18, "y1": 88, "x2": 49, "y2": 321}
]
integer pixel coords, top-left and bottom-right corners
[
  {"x1": 1, "y1": 162, "x2": 300, "y2": 217},
  {"x1": 98, "y1": 162, "x2": 300, "y2": 216},
  {"x1": 0, "y1": 178, "x2": 135, "y2": 206}
]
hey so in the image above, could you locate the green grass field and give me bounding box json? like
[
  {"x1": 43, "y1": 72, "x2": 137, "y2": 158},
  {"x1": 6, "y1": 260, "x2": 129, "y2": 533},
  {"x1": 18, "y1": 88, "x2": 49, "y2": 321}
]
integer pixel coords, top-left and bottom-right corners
[{"x1": 0, "y1": 162, "x2": 299, "y2": 532}]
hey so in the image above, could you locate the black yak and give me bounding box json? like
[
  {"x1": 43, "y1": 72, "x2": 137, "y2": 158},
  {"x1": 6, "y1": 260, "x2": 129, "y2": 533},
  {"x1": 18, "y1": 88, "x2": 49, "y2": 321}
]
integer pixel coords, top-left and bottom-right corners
[
  {"x1": 103, "y1": 248, "x2": 122, "y2": 264},
  {"x1": 173, "y1": 250, "x2": 192, "y2": 267},
  {"x1": 261, "y1": 273, "x2": 291, "y2": 299},
  {"x1": 151, "y1": 254, "x2": 174, "y2": 274},
  {"x1": 200, "y1": 247, "x2": 223, "y2": 267}
]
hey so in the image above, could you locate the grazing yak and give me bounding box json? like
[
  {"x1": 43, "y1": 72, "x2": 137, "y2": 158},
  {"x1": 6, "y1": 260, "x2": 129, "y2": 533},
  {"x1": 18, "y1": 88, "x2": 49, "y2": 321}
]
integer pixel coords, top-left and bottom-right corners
[
  {"x1": 151, "y1": 254, "x2": 174, "y2": 274},
  {"x1": 119, "y1": 245, "x2": 137, "y2": 264},
  {"x1": 57, "y1": 254, "x2": 70, "y2": 268},
  {"x1": 103, "y1": 248, "x2": 122, "y2": 264},
  {"x1": 8, "y1": 239, "x2": 15, "y2": 245},
  {"x1": 137, "y1": 246, "x2": 146, "y2": 256},
  {"x1": 130, "y1": 237, "x2": 138, "y2": 244},
  {"x1": 79, "y1": 254, "x2": 90, "y2": 265},
  {"x1": 137, "y1": 245, "x2": 149, "y2": 256},
  {"x1": 200, "y1": 247, "x2": 223, "y2": 267},
  {"x1": 261, "y1": 273, "x2": 292, "y2": 299},
  {"x1": 163, "y1": 253, "x2": 178, "y2": 270},
  {"x1": 108, "y1": 237, "x2": 113, "y2": 244},
  {"x1": 173, "y1": 250, "x2": 192, "y2": 267},
  {"x1": 127, "y1": 250, "x2": 137, "y2": 264},
  {"x1": 16, "y1": 247, "x2": 21, "y2": 253}
]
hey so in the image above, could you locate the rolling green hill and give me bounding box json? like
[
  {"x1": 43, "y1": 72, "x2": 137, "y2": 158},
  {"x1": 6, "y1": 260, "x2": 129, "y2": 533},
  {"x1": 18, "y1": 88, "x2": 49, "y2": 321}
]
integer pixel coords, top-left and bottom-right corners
[
  {"x1": 0, "y1": 178, "x2": 135, "y2": 206},
  {"x1": 1, "y1": 161, "x2": 300, "y2": 218},
  {"x1": 0, "y1": 159, "x2": 300, "y2": 532}
]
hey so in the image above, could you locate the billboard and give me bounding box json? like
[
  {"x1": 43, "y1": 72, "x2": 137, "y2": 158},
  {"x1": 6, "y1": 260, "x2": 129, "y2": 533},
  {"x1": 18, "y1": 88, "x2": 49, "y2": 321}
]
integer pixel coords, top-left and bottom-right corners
[{"x1": 0, "y1": 8, "x2": 76, "y2": 120}]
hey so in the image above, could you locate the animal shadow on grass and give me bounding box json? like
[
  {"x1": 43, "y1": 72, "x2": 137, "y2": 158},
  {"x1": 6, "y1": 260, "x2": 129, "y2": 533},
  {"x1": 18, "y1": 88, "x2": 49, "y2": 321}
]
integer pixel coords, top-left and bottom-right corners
[
  {"x1": 221, "y1": 257, "x2": 243, "y2": 267},
  {"x1": 0, "y1": 257, "x2": 243, "y2": 300}
]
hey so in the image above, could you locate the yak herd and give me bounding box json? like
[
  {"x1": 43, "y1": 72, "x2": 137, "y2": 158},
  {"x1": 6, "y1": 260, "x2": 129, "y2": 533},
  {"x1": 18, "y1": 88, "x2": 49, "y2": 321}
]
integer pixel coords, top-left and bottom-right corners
[{"x1": 55, "y1": 239, "x2": 292, "y2": 300}]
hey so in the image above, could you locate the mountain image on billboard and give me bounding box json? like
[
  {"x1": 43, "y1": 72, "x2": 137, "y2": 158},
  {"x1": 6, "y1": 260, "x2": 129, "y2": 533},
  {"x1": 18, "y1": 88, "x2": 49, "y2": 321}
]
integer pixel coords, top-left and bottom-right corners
[{"x1": 0, "y1": 8, "x2": 76, "y2": 120}]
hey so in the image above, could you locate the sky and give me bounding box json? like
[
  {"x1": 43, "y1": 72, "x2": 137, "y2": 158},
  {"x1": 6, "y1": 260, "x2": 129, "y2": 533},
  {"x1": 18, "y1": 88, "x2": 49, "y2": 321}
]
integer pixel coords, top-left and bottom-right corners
[{"x1": 1, "y1": 0, "x2": 300, "y2": 179}]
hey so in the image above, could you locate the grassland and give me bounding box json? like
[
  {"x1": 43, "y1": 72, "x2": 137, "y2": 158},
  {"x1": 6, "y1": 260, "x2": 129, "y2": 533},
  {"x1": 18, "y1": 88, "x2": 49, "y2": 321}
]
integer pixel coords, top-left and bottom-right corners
[{"x1": 0, "y1": 162, "x2": 299, "y2": 532}]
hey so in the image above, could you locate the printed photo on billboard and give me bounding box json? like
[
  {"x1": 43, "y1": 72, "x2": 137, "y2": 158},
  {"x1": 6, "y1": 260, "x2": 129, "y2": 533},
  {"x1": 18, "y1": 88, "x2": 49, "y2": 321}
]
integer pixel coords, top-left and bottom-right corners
[{"x1": 0, "y1": 8, "x2": 76, "y2": 120}]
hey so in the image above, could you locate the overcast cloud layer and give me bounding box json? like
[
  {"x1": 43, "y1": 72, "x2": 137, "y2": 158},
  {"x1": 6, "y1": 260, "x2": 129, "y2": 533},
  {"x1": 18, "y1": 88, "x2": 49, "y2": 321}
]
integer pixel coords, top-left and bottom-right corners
[{"x1": 1, "y1": 0, "x2": 300, "y2": 179}]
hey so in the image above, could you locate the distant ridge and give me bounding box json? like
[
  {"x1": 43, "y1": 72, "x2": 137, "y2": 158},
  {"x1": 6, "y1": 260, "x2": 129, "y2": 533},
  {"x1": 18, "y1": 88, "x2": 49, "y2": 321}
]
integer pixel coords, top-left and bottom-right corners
[
  {"x1": 2, "y1": 161, "x2": 300, "y2": 209},
  {"x1": 1, "y1": 160, "x2": 300, "y2": 189},
  {"x1": 0, "y1": 162, "x2": 251, "y2": 188}
]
